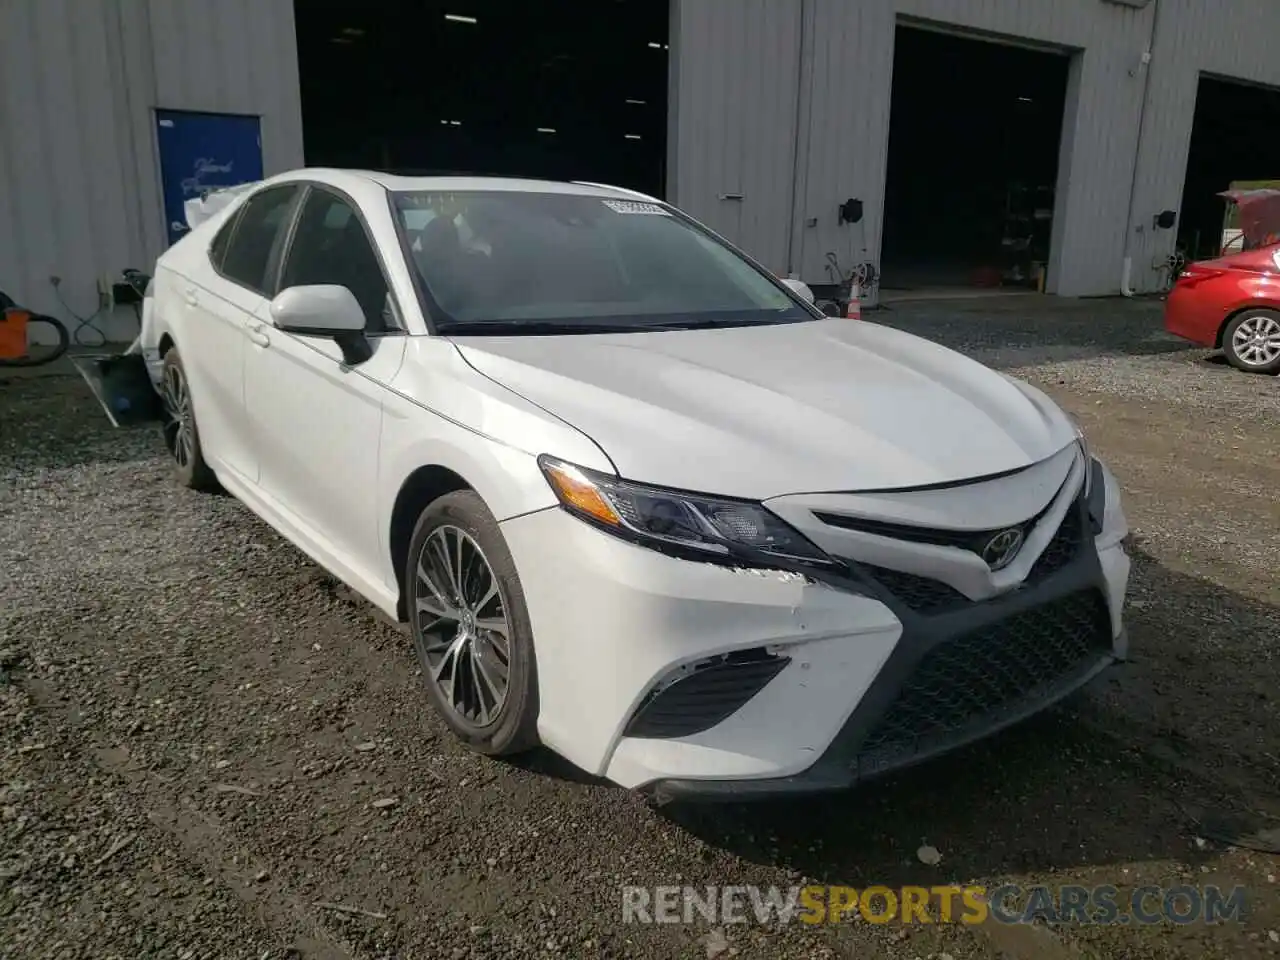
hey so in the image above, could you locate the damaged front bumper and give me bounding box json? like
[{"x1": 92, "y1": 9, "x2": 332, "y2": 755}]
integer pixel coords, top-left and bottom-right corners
[
  {"x1": 70, "y1": 349, "x2": 164, "y2": 427},
  {"x1": 70, "y1": 281, "x2": 165, "y2": 427},
  {"x1": 500, "y1": 462, "x2": 1130, "y2": 800}
]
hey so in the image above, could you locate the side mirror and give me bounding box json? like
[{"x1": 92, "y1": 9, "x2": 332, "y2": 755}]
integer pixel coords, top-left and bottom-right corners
[
  {"x1": 780, "y1": 277, "x2": 815, "y2": 303},
  {"x1": 269, "y1": 284, "x2": 372, "y2": 365}
]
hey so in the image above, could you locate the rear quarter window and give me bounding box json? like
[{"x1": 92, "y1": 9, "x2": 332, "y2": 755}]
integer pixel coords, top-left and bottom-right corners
[{"x1": 208, "y1": 207, "x2": 242, "y2": 271}]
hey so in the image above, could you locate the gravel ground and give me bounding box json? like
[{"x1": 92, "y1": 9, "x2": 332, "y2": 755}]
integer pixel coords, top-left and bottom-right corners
[{"x1": 1, "y1": 296, "x2": 1278, "y2": 959}]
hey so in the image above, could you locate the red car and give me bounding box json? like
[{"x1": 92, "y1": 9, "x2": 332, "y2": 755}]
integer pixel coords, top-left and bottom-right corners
[{"x1": 1165, "y1": 189, "x2": 1280, "y2": 375}]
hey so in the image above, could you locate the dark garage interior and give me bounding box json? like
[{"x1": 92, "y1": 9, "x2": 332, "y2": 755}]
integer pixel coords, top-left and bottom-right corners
[
  {"x1": 1177, "y1": 75, "x2": 1280, "y2": 261},
  {"x1": 880, "y1": 25, "x2": 1070, "y2": 293},
  {"x1": 294, "y1": 0, "x2": 670, "y2": 197}
]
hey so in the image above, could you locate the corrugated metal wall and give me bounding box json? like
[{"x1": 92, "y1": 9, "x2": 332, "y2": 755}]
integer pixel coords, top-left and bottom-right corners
[
  {"x1": 1127, "y1": 0, "x2": 1280, "y2": 292},
  {"x1": 669, "y1": 0, "x2": 1280, "y2": 297},
  {"x1": 0, "y1": 0, "x2": 303, "y2": 343},
  {"x1": 666, "y1": 0, "x2": 804, "y2": 276},
  {"x1": 3, "y1": 0, "x2": 1276, "y2": 324}
]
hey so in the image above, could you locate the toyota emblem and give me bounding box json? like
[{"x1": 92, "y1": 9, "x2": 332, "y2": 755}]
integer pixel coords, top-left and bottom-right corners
[{"x1": 982, "y1": 527, "x2": 1025, "y2": 570}]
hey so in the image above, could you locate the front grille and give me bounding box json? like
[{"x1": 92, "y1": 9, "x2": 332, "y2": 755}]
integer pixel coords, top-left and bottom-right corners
[
  {"x1": 861, "y1": 564, "x2": 970, "y2": 614},
  {"x1": 624, "y1": 649, "x2": 790, "y2": 739},
  {"x1": 813, "y1": 477, "x2": 1064, "y2": 560},
  {"x1": 855, "y1": 502, "x2": 1087, "y2": 614},
  {"x1": 856, "y1": 589, "x2": 1112, "y2": 764},
  {"x1": 1027, "y1": 504, "x2": 1083, "y2": 582}
]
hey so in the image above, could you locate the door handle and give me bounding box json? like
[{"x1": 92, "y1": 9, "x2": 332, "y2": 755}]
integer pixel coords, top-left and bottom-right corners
[
  {"x1": 244, "y1": 320, "x2": 270, "y2": 348},
  {"x1": 183, "y1": 287, "x2": 199, "y2": 307}
]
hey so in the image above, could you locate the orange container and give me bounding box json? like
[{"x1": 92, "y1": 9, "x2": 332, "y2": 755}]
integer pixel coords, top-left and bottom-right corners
[{"x1": 0, "y1": 308, "x2": 29, "y2": 360}]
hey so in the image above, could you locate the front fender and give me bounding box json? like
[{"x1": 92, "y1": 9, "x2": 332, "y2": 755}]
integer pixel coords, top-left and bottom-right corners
[{"x1": 376, "y1": 336, "x2": 615, "y2": 590}]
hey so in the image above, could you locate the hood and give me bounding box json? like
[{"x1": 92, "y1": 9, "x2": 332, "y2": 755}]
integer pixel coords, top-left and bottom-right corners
[{"x1": 453, "y1": 318, "x2": 1076, "y2": 500}]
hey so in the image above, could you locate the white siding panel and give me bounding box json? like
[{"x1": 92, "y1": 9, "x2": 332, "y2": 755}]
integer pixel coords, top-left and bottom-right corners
[
  {"x1": 1127, "y1": 0, "x2": 1280, "y2": 293},
  {"x1": 790, "y1": 0, "x2": 896, "y2": 287},
  {"x1": 0, "y1": 0, "x2": 303, "y2": 342},
  {"x1": 668, "y1": 0, "x2": 803, "y2": 275}
]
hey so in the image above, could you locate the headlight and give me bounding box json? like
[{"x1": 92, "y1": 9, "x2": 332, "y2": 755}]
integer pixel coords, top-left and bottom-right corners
[{"x1": 538, "y1": 456, "x2": 835, "y2": 566}]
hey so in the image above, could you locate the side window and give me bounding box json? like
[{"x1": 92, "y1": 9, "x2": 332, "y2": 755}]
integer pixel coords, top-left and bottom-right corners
[
  {"x1": 220, "y1": 186, "x2": 299, "y2": 294},
  {"x1": 208, "y1": 208, "x2": 241, "y2": 271},
  {"x1": 280, "y1": 188, "x2": 393, "y2": 333}
]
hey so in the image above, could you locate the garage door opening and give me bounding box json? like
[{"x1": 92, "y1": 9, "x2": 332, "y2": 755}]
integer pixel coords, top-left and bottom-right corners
[
  {"x1": 294, "y1": 1, "x2": 670, "y2": 197},
  {"x1": 880, "y1": 25, "x2": 1070, "y2": 296},
  {"x1": 1178, "y1": 75, "x2": 1280, "y2": 261}
]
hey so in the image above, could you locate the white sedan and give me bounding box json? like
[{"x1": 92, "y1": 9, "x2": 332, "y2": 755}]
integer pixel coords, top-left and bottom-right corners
[{"x1": 134, "y1": 169, "x2": 1131, "y2": 800}]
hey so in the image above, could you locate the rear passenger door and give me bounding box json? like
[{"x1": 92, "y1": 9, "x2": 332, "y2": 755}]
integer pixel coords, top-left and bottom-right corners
[
  {"x1": 182, "y1": 183, "x2": 300, "y2": 484},
  {"x1": 243, "y1": 184, "x2": 406, "y2": 582}
]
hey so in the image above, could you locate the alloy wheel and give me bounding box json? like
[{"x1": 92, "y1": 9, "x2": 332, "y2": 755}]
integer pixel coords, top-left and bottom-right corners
[
  {"x1": 1231, "y1": 314, "x2": 1280, "y2": 368},
  {"x1": 161, "y1": 362, "x2": 194, "y2": 468},
  {"x1": 413, "y1": 524, "x2": 512, "y2": 726}
]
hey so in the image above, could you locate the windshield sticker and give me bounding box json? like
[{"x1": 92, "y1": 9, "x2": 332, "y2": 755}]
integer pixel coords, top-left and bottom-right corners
[{"x1": 603, "y1": 200, "x2": 669, "y2": 215}]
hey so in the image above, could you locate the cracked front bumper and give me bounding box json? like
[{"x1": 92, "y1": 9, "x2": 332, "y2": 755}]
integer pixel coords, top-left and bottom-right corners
[{"x1": 499, "y1": 459, "x2": 1129, "y2": 798}]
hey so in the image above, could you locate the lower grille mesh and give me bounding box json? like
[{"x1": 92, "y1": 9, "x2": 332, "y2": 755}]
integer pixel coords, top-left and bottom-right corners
[
  {"x1": 862, "y1": 564, "x2": 969, "y2": 613},
  {"x1": 1027, "y1": 504, "x2": 1083, "y2": 582},
  {"x1": 856, "y1": 589, "x2": 1112, "y2": 763},
  {"x1": 625, "y1": 650, "x2": 790, "y2": 739}
]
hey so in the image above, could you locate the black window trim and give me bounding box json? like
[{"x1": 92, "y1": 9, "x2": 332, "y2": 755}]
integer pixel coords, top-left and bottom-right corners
[
  {"x1": 273, "y1": 180, "x2": 408, "y2": 338},
  {"x1": 208, "y1": 204, "x2": 245, "y2": 273},
  {"x1": 208, "y1": 183, "x2": 304, "y2": 298},
  {"x1": 386, "y1": 191, "x2": 446, "y2": 335}
]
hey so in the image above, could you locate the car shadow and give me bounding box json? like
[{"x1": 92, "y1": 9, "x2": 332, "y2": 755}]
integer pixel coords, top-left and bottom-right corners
[
  {"x1": 501, "y1": 747, "x2": 613, "y2": 788},
  {"x1": 658, "y1": 545, "x2": 1280, "y2": 886}
]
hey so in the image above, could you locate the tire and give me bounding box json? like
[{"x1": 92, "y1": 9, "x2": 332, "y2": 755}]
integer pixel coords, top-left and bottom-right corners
[
  {"x1": 159, "y1": 347, "x2": 218, "y2": 490},
  {"x1": 405, "y1": 490, "x2": 540, "y2": 756},
  {"x1": 1222, "y1": 309, "x2": 1280, "y2": 374}
]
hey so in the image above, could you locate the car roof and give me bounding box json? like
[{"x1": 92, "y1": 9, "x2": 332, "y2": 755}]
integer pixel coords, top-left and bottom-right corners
[{"x1": 276, "y1": 167, "x2": 660, "y2": 202}]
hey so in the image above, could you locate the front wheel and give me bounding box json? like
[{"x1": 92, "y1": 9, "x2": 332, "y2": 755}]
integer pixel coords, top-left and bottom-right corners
[
  {"x1": 406, "y1": 490, "x2": 540, "y2": 756},
  {"x1": 1223, "y1": 309, "x2": 1280, "y2": 374}
]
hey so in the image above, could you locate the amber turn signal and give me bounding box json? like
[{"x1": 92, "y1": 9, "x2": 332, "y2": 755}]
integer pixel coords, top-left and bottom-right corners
[{"x1": 541, "y1": 460, "x2": 621, "y2": 526}]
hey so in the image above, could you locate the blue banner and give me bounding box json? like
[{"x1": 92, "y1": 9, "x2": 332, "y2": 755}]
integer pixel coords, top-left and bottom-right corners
[{"x1": 155, "y1": 110, "x2": 264, "y2": 246}]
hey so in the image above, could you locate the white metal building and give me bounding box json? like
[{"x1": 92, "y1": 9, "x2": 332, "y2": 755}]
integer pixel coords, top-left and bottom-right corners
[{"x1": 2, "y1": 0, "x2": 1278, "y2": 342}]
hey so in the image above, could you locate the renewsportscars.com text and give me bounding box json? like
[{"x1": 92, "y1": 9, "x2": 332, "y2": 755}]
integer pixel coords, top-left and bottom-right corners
[{"x1": 621, "y1": 884, "x2": 1247, "y2": 926}]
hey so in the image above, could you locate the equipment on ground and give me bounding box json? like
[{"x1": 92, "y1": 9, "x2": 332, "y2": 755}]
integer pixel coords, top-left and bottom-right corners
[{"x1": 0, "y1": 290, "x2": 69, "y2": 368}]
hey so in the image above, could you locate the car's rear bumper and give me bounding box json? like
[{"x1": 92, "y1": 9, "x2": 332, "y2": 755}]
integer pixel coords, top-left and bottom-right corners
[{"x1": 1164, "y1": 285, "x2": 1219, "y2": 347}]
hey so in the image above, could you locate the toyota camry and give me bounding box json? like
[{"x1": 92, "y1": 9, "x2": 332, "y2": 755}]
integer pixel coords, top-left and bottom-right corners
[{"x1": 131, "y1": 169, "x2": 1131, "y2": 800}]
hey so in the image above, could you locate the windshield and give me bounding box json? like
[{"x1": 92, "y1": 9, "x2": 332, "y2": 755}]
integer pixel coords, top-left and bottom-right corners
[{"x1": 390, "y1": 190, "x2": 814, "y2": 333}]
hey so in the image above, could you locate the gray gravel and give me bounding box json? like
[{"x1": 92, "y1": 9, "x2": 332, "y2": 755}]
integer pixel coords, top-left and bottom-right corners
[
  {"x1": 876, "y1": 295, "x2": 1280, "y2": 420},
  {"x1": 2, "y1": 298, "x2": 1278, "y2": 959}
]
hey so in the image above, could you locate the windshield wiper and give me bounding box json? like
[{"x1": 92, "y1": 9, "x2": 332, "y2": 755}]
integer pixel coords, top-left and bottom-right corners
[
  {"x1": 438, "y1": 314, "x2": 807, "y2": 336},
  {"x1": 671, "y1": 316, "x2": 803, "y2": 330},
  {"x1": 439, "y1": 320, "x2": 687, "y2": 336}
]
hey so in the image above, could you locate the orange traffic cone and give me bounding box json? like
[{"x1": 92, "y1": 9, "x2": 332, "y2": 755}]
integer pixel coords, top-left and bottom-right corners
[{"x1": 846, "y1": 282, "x2": 861, "y2": 320}]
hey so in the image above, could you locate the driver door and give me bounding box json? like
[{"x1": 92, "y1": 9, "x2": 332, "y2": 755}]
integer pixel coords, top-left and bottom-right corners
[{"x1": 243, "y1": 184, "x2": 406, "y2": 581}]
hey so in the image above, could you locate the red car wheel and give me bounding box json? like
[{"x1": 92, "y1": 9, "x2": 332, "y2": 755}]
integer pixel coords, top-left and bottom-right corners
[{"x1": 1222, "y1": 308, "x2": 1280, "y2": 374}]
